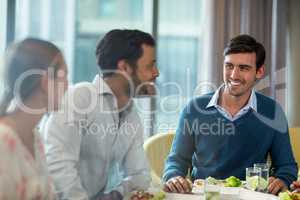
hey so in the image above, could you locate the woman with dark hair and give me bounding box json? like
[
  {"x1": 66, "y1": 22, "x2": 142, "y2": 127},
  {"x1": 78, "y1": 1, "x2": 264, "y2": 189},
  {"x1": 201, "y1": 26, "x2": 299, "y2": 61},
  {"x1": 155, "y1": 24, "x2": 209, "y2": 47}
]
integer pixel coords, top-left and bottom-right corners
[{"x1": 0, "y1": 38, "x2": 68, "y2": 199}]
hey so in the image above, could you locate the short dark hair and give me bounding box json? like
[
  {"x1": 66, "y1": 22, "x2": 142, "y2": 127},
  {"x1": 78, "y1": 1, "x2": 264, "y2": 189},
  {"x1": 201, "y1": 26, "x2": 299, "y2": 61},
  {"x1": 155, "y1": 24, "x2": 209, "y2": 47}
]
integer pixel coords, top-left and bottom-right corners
[
  {"x1": 223, "y1": 34, "x2": 266, "y2": 69},
  {"x1": 95, "y1": 29, "x2": 155, "y2": 76}
]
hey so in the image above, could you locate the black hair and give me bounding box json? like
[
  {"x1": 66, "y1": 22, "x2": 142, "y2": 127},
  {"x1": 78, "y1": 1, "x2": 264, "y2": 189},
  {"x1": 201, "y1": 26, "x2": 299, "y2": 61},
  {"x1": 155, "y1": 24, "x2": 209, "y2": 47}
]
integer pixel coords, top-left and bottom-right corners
[
  {"x1": 95, "y1": 29, "x2": 155, "y2": 76},
  {"x1": 224, "y1": 34, "x2": 266, "y2": 69}
]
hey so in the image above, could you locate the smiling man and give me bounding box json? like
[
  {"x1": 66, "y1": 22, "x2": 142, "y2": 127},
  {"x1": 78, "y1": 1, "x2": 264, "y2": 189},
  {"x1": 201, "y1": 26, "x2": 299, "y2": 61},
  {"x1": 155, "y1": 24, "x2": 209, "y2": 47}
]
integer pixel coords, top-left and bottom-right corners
[
  {"x1": 42, "y1": 29, "x2": 159, "y2": 200},
  {"x1": 163, "y1": 35, "x2": 298, "y2": 195}
]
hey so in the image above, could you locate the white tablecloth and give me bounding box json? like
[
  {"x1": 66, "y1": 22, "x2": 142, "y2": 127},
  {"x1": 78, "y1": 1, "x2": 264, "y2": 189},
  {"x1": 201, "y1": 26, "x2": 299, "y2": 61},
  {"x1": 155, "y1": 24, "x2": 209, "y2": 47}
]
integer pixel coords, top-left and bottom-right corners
[
  {"x1": 164, "y1": 188, "x2": 278, "y2": 200},
  {"x1": 125, "y1": 187, "x2": 279, "y2": 200}
]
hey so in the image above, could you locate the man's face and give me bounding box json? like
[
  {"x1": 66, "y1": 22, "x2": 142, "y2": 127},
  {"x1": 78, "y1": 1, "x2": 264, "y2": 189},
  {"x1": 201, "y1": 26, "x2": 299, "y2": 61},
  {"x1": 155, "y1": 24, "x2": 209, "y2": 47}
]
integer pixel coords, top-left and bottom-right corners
[
  {"x1": 223, "y1": 52, "x2": 264, "y2": 98},
  {"x1": 131, "y1": 44, "x2": 159, "y2": 96}
]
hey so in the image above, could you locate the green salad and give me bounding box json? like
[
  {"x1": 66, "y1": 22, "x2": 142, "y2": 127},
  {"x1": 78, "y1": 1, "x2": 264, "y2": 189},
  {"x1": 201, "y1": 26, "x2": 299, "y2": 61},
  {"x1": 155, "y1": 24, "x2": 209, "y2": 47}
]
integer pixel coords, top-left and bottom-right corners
[
  {"x1": 279, "y1": 191, "x2": 300, "y2": 200},
  {"x1": 151, "y1": 191, "x2": 166, "y2": 200},
  {"x1": 205, "y1": 176, "x2": 242, "y2": 187},
  {"x1": 224, "y1": 176, "x2": 242, "y2": 187}
]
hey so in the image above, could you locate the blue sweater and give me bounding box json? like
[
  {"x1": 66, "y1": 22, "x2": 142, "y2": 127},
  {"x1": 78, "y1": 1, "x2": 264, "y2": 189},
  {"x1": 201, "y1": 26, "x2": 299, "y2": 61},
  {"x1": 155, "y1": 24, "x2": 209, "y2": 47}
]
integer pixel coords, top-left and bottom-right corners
[{"x1": 163, "y1": 92, "x2": 298, "y2": 187}]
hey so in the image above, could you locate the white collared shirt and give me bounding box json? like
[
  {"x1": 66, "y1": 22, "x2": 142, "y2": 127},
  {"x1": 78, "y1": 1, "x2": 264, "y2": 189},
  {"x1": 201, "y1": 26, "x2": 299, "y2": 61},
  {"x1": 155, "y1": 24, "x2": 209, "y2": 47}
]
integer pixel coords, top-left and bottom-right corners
[
  {"x1": 206, "y1": 84, "x2": 257, "y2": 121},
  {"x1": 41, "y1": 75, "x2": 150, "y2": 199}
]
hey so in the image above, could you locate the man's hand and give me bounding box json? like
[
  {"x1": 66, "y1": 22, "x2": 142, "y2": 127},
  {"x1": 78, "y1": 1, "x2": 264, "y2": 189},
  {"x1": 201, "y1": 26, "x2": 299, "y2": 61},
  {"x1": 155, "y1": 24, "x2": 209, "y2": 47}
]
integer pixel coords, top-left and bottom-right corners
[
  {"x1": 268, "y1": 177, "x2": 287, "y2": 195},
  {"x1": 290, "y1": 181, "x2": 300, "y2": 193},
  {"x1": 163, "y1": 176, "x2": 192, "y2": 194},
  {"x1": 98, "y1": 191, "x2": 123, "y2": 200}
]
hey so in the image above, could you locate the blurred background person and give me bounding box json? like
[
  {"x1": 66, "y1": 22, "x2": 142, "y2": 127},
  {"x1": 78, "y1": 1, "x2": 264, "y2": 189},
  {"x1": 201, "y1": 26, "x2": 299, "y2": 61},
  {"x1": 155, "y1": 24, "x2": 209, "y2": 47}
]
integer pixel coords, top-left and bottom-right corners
[{"x1": 0, "y1": 38, "x2": 68, "y2": 199}]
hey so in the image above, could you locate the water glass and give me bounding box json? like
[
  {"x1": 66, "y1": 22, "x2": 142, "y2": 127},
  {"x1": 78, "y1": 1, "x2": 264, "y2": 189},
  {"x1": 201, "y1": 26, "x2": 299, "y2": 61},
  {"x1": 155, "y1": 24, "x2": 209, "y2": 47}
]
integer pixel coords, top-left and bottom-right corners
[
  {"x1": 221, "y1": 187, "x2": 240, "y2": 200},
  {"x1": 254, "y1": 163, "x2": 269, "y2": 192},
  {"x1": 246, "y1": 167, "x2": 261, "y2": 191},
  {"x1": 204, "y1": 180, "x2": 221, "y2": 200}
]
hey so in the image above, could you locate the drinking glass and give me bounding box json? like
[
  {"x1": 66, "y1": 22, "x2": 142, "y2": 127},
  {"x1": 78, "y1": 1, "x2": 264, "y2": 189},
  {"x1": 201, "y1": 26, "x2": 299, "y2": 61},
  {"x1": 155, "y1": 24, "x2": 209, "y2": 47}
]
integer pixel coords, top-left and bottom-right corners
[
  {"x1": 254, "y1": 163, "x2": 269, "y2": 192},
  {"x1": 246, "y1": 167, "x2": 261, "y2": 191},
  {"x1": 204, "y1": 180, "x2": 220, "y2": 200}
]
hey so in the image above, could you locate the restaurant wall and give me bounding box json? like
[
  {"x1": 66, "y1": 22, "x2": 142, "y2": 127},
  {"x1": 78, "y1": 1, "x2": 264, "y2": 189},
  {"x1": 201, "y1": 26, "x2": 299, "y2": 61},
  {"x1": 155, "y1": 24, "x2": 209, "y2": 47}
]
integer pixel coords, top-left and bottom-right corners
[{"x1": 287, "y1": 0, "x2": 300, "y2": 127}]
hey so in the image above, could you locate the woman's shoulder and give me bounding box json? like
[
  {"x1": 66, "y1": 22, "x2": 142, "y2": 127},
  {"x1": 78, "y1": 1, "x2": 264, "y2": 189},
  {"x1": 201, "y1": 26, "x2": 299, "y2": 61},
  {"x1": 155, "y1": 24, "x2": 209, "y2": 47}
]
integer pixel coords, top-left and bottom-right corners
[
  {"x1": 0, "y1": 123, "x2": 18, "y2": 139},
  {"x1": 0, "y1": 122, "x2": 15, "y2": 132},
  {"x1": 0, "y1": 123, "x2": 21, "y2": 153}
]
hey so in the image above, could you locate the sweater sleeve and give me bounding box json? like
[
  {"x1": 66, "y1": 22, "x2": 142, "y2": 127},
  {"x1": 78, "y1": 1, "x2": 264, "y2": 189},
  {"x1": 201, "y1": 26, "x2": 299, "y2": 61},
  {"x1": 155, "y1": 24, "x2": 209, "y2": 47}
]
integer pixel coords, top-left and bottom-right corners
[
  {"x1": 269, "y1": 103, "x2": 298, "y2": 187},
  {"x1": 162, "y1": 105, "x2": 195, "y2": 182}
]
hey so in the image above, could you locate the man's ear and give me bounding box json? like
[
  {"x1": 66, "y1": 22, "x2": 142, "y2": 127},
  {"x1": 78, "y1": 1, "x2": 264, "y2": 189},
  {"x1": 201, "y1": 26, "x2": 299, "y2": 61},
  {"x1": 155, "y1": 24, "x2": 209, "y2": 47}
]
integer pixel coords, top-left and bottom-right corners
[
  {"x1": 256, "y1": 65, "x2": 265, "y2": 79},
  {"x1": 116, "y1": 60, "x2": 133, "y2": 74}
]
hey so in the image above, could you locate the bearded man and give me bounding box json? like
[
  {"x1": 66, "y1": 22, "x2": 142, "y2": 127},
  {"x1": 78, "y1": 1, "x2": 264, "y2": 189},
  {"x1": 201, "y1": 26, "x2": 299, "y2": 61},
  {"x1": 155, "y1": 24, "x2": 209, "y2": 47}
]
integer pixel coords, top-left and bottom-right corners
[{"x1": 42, "y1": 29, "x2": 159, "y2": 200}]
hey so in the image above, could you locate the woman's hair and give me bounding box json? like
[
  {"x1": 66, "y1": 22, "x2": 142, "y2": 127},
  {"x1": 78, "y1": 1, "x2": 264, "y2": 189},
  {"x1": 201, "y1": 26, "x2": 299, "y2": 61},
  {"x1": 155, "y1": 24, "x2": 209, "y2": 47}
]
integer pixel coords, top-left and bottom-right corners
[{"x1": 0, "y1": 38, "x2": 62, "y2": 116}]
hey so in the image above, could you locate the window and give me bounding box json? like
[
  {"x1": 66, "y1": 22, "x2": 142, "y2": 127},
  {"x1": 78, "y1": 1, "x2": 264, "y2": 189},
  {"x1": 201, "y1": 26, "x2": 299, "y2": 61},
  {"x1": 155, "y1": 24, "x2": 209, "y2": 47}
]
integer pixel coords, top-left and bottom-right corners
[
  {"x1": 11, "y1": 0, "x2": 204, "y2": 136},
  {"x1": 74, "y1": 0, "x2": 153, "y2": 82},
  {"x1": 14, "y1": 0, "x2": 75, "y2": 80},
  {"x1": 155, "y1": 0, "x2": 204, "y2": 133},
  {"x1": 0, "y1": 0, "x2": 7, "y2": 55},
  {"x1": 0, "y1": 0, "x2": 8, "y2": 91}
]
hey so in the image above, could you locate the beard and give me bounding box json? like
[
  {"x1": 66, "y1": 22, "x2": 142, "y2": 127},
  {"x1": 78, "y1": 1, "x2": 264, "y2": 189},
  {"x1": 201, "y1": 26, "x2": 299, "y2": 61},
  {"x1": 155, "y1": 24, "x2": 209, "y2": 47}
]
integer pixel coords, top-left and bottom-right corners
[{"x1": 130, "y1": 74, "x2": 156, "y2": 97}]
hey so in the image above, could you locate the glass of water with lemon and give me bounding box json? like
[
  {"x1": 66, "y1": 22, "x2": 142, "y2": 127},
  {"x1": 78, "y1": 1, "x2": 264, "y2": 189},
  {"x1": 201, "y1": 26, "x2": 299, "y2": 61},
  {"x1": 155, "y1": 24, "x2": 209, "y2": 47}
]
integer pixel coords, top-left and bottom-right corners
[
  {"x1": 204, "y1": 180, "x2": 221, "y2": 200},
  {"x1": 246, "y1": 167, "x2": 262, "y2": 191},
  {"x1": 254, "y1": 163, "x2": 269, "y2": 193}
]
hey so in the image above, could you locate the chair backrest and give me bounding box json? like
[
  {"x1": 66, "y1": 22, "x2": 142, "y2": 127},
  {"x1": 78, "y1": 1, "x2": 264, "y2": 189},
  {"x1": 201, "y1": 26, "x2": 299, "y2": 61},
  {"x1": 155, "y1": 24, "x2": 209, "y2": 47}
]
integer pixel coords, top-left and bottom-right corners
[
  {"x1": 143, "y1": 132, "x2": 175, "y2": 181},
  {"x1": 289, "y1": 127, "x2": 300, "y2": 170}
]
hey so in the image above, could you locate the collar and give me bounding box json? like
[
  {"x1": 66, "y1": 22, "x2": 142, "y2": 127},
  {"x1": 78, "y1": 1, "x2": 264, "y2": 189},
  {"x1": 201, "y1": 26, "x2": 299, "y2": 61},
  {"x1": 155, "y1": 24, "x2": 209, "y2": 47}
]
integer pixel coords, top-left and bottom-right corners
[
  {"x1": 206, "y1": 84, "x2": 257, "y2": 112},
  {"x1": 93, "y1": 74, "x2": 114, "y2": 95},
  {"x1": 93, "y1": 74, "x2": 134, "y2": 113}
]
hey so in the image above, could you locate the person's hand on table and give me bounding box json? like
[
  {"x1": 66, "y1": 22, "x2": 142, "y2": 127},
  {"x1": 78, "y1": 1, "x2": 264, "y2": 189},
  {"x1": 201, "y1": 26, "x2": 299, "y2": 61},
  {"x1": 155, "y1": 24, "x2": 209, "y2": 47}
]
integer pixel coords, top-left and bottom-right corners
[
  {"x1": 290, "y1": 181, "x2": 300, "y2": 193},
  {"x1": 163, "y1": 176, "x2": 192, "y2": 194},
  {"x1": 268, "y1": 177, "x2": 287, "y2": 195},
  {"x1": 98, "y1": 190, "x2": 123, "y2": 200}
]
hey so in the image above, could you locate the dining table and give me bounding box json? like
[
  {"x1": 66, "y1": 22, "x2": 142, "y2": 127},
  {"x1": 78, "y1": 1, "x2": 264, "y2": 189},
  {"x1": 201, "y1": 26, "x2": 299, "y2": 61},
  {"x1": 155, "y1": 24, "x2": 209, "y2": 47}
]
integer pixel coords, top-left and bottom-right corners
[
  {"x1": 125, "y1": 186, "x2": 279, "y2": 200},
  {"x1": 164, "y1": 188, "x2": 278, "y2": 200}
]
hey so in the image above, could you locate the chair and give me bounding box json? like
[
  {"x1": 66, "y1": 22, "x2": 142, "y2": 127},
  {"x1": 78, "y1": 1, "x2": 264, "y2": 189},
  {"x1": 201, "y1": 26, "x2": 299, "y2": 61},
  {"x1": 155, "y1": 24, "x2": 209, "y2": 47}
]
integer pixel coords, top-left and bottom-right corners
[
  {"x1": 143, "y1": 131, "x2": 175, "y2": 185},
  {"x1": 143, "y1": 128, "x2": 300, "y2": 184},
  {"x1": 289, "y1": 127, "x2": 300, "y2": 179}
]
